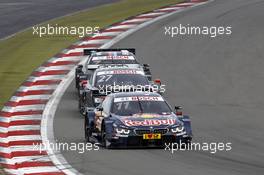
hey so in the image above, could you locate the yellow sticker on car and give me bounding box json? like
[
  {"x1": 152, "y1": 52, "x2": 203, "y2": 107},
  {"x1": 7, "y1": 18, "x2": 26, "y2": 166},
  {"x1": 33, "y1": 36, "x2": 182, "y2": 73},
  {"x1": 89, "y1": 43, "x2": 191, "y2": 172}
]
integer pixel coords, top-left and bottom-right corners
[{"x1": 143, "y1": 133, "x2": 161, "y2": 140}]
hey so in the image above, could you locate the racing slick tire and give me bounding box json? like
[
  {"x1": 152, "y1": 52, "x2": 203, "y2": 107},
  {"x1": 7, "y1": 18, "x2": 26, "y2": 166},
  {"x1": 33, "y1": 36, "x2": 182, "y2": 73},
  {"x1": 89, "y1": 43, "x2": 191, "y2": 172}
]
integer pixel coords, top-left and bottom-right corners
[
  {"x1": 75, "y1": 77, "x2": 79, "y2": 89},
  {"x1": 101, "y1": 123, "x2": 112, "y2": 149},
  {"x1": 78, "y1": 98, "x2": 86, "y2": 116},
  {"x1": 84, "y1": 117, "x2": 92, "y2": 142}
]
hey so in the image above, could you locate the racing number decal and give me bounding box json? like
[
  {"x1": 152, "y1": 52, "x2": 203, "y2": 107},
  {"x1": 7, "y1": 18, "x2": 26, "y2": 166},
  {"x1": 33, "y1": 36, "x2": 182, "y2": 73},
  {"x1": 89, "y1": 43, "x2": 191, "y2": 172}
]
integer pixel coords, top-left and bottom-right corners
[
  {"x1": 115, "y1": 101, "x2": 129, "y2": 111},
  {"x1": 97, "y1": 75, "x2": 112, "y2": 83}
]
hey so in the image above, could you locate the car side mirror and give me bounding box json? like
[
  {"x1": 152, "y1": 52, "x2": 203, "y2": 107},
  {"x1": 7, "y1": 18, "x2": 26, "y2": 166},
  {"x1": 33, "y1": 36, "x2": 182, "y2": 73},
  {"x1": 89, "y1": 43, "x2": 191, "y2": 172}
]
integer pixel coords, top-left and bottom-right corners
[
  {"x1": 91, "y1": 89, "x2": 100, "y2": 95},
  {"x1": 76, "y1": 65, "x2": 84, "y2": 74},
  {"x1": 77, "y1": 64, "x2": 83, "y2": 69},
  {"x1": 143, "y1": 64, "x2": 150, "y2": 67},
  {"x1": 154, "y1": 79, "x2": 161, "y2": 85},
  {"x1": 174, "y1": 106, "x2": 183, "y2": 115},
  {"x1": 143, "y1": 64, "x2": 150, "y2": 71}
]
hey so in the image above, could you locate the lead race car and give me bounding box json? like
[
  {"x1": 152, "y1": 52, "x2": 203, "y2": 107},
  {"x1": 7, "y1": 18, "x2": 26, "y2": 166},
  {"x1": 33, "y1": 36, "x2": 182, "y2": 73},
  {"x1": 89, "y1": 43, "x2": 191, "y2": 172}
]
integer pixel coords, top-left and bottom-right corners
[
  {"x1": 75, "y1": 48, "x2": 152, "y2": 89},
  {"x1": 84, "y1": 92, "x2": 192, "y2": 148}
]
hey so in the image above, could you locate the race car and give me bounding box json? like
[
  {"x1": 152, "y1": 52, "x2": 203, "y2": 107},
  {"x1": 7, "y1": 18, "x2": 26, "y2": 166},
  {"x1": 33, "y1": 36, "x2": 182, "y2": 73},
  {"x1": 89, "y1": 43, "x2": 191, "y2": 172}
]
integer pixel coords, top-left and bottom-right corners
[
  {"x1": 78, "y1": 65, "x2": 161, "y2": 115},
  {"x1": 84, "y1": 92, "x2": 192, "y2": 148},
  {"x1": 75, "y1": 48, "x2": 152, "y2": 90}
]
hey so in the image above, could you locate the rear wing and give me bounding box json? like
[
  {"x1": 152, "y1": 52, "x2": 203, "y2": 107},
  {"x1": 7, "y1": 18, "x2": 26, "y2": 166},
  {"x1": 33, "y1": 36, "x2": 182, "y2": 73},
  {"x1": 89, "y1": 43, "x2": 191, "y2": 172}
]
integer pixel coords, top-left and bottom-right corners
[{"x1": 83, "y1": 48, "x2": 136, "y2": 56}]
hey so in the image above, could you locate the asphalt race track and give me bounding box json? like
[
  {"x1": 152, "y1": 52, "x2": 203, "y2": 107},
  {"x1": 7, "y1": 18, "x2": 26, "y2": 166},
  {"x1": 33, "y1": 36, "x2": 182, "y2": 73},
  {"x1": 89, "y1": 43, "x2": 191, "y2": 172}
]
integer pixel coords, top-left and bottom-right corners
[
  {"x1": 54, "y1": 0, "x2": 264, "y2": 174},
  {"x1": 0, "y1": 0, "x2": 118, "y2": 39}
]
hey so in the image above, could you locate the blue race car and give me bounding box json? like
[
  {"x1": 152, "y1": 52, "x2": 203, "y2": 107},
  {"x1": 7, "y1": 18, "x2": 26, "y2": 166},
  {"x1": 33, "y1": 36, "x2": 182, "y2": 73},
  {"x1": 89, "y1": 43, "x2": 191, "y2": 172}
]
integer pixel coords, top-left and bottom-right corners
[{"x1": 84, "y1": 92, "x2": 192, "y2": 148}]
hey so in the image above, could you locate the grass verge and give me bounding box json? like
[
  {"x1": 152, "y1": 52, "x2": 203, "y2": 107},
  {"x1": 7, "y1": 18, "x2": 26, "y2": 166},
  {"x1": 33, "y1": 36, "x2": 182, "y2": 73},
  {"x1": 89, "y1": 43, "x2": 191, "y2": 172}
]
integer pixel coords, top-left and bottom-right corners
[{"x1": 0, "y1": 0, "x2": 183, "y2": 109}]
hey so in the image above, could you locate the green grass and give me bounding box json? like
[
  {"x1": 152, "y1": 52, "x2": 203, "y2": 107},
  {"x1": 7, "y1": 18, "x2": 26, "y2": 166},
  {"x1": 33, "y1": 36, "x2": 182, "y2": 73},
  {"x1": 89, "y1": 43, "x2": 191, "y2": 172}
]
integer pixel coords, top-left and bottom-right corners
[{"x1": 0, "y1": 0, "x2": 183, "y2": 109}]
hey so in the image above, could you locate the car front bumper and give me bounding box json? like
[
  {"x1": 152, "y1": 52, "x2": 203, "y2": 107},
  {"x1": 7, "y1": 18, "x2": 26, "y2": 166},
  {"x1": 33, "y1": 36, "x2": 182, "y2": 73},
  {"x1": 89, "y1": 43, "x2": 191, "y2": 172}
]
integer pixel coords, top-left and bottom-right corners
[{"x1": 107, "y1": 132, "x2": 192, "y2": 147}]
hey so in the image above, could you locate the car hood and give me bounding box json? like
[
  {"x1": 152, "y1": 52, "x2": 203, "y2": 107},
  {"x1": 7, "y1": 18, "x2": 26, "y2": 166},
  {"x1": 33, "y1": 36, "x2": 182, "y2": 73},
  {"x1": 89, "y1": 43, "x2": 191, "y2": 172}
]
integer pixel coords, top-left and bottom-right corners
[{"x1": 112, "y1": 113, "x2": 181, "y2": 128}]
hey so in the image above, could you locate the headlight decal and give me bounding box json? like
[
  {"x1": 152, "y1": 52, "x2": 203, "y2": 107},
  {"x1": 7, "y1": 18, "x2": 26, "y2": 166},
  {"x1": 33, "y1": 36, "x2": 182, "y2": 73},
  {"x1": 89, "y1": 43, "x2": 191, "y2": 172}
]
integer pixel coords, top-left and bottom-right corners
[
  {"x1": 115, "y1": 128, "x2": 130, "y2": 134},
  {"x1": 171, "y1": 125, "x2": 185, "y2": 133}
]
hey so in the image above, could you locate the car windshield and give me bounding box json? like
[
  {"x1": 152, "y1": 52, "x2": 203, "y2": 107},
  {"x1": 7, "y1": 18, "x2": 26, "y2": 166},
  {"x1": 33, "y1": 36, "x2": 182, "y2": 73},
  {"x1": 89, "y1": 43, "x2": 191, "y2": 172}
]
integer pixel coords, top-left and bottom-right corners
[
  {"x1": 111, "y1": 96, "x2": 172, "y2": 116},
  {"x1": 89, "y1": 54, "x2": 137, "y2": 65},
  {"x1": 95, "y1": 70, "x2": 149, "y2": 87}
]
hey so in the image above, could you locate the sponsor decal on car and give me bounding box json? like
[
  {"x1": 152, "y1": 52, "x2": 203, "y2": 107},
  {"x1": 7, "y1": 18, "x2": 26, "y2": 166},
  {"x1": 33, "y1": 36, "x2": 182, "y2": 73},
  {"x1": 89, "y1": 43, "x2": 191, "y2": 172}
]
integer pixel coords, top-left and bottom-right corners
[
  {"x1": 114, "y1": 96, "x2": 164, "y2": 102},
  {"x1": 122, "y1": 119, "x2": 176, "y2": 126},
  {"x1": 97, "y1": 70, "x2": 144, "y2": 75},
  {"x1": 136, "y1": 114, "x2": 159, "y2": 119},
  {"x1": 92, "y1": 55, "x2": 135, "y2": 61}
]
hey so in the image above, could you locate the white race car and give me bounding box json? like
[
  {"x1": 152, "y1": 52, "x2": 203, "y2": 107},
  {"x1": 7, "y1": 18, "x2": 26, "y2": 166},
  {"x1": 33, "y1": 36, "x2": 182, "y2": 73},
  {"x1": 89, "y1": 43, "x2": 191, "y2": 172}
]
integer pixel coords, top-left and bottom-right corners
[{"x1": 75, "y1": 48, "x2": 152, "y2": 89}]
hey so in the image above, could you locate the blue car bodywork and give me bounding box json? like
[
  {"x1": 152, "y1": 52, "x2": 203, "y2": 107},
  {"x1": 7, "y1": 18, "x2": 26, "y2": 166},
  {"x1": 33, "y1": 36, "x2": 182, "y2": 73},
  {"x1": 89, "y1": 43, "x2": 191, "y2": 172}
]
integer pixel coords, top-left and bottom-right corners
[{"x1": 84, "y1": 92, "x2": 192, "y2": 148}]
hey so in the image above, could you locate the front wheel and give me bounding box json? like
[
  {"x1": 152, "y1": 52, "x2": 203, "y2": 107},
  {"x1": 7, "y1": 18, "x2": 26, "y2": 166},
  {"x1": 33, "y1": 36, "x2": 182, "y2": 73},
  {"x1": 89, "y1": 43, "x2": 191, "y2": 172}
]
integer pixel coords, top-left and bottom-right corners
[
  {"x1": 79, "y1": 98, "x2": 86, "y2": 116},
  {"x1": 84, "y1": 118, "x2": 91, "y2": 142},
  {"x1": 101, "y1": 124, "x2": 112, "y2": 149}
]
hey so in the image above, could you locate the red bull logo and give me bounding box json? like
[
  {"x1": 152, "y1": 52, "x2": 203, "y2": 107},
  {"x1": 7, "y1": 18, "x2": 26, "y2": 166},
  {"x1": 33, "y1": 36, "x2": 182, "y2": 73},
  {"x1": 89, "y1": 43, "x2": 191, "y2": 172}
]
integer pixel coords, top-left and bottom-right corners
[{"x1": 123, "y1": 119, "x2": 176, "y2": 126}]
